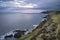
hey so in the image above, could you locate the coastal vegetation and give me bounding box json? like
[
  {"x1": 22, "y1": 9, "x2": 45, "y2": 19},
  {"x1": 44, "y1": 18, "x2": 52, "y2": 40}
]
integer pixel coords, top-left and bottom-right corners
[{"x1": 19, "y1": 11, "x2": 60, "y2": 40}]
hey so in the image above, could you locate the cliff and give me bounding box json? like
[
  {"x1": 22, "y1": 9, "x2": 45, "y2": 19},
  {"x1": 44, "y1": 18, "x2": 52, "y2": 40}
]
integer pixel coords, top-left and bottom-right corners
[{"x1": 19, "y1": 11, "x2": 60, "y2": 40}]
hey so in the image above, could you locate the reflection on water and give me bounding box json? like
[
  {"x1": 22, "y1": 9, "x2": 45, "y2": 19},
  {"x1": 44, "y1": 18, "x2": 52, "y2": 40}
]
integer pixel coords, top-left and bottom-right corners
[{"x1": 0, "y1": 13, "x2": 47, "y2": 36}]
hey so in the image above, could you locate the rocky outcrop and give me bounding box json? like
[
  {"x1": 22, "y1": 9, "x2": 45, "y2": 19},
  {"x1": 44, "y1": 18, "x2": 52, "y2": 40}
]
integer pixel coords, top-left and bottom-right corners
[
  {"x1": 4, "y1": 30, "x2": 26, "y2": 38},
  {"x1": 14, "y1": 30, "x2": 26, "y2": 38},
  {"x1": 14, "y1": 33, "x2": 21, "y2": 38},
  {"x1": 5, "y1": 34, "x2": 13, "y2": 38},
  {"x1": 37, "y1": 19, "x2": 47, "y2": 28}
]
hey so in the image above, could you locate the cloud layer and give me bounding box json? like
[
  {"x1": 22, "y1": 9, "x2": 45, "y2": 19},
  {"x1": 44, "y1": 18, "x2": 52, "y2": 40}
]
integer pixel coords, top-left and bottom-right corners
[
  {"x1": 0, "y1": 0, "x2": 60, "y2": 12},
  {"x1": 0, "y1": 0, "x2": 37, "y2": 8}
]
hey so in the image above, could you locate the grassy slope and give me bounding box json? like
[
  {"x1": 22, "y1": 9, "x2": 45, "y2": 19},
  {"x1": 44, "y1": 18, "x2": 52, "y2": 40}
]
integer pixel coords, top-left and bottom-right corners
[
  {"x1": 51, "y1": 12, "x2": 60, "y2": 40},
  {"x1": 19, "y1": 11, "x2": 60, "y2": 40},
  {"x1": 20, "y1": 29, "x2": 41, "y2": 40}
]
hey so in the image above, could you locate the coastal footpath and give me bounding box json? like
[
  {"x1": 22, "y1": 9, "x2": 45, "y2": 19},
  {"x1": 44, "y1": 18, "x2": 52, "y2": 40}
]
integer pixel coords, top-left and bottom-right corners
[{"x1": 19, "y1": 11, "x2": 60, "y2": 40}]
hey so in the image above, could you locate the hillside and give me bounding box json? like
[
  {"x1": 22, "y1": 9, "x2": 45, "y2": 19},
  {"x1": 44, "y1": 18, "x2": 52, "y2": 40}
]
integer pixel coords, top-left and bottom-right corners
[{"x1": 19, "y1": 11, "x2": 60, "y2": 40}]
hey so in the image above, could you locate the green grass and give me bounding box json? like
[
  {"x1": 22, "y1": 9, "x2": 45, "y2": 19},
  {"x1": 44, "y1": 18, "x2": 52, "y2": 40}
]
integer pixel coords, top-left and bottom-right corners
[
  {"x1": 19, "y1": 11, "x2": 60, "y2": 40},
  {"x1": 51, "y1": 14, "x2": 60, "y2": 24},
  {"x1": 20, "y1": 29, "x2": 40, "y2": 40},
  {"x1": 51, "y1": 12, "x2": 60, "y2": 40}
]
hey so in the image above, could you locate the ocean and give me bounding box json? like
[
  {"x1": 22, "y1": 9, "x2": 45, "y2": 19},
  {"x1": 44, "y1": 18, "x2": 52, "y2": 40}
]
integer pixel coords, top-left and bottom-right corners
[{"x1": 0, "y1": 12, "x2": 47, "y2": 40}]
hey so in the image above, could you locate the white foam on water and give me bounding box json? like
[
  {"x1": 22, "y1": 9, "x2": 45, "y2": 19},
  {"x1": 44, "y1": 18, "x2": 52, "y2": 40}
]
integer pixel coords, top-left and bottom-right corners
[{"x1": 0, "y1": 30, "x2": 17, "y2": 40}]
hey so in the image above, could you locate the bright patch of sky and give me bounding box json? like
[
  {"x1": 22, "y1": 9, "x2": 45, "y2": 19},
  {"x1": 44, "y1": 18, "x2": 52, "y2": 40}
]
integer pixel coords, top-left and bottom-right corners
[
  {"x1": 0, "y1": 0, "x2": 37, "y2": 8},
  {"x1": 0, "y1": 0, "x2": 60, "y2": 12}
]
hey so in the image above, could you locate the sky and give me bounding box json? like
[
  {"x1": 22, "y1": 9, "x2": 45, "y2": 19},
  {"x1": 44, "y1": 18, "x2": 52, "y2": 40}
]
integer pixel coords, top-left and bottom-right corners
[{"x1": 0, "y1": 0, "x2": 60, "y2": 12}]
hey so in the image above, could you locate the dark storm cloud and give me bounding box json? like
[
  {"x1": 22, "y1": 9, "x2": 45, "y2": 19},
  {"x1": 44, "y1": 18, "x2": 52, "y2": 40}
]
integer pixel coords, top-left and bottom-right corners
[
  {"x1": 0, "y1": 0, "x2": 14, "y2": 1},
  {"x1": 0, "y1": 0, "x2": 60, "y2": 12}
]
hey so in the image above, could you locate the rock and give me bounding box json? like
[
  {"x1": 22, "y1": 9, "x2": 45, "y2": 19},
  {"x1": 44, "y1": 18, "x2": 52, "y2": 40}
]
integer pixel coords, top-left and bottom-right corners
[
  {"x1": 13, "y1": 30, "x2": 26, "y2": 38},
  {"x1": 5, "y1": 34, "x2": 13, "y2": 38},
  {"x1": 37, "y1": 20, "x2": 47, "y2": 28},
  {"x1": 14, "y1": 33, "x2": 21, "y2": 38},
  {"x1": 13, "y1": 30, "x2": 26, "y2": 34}
]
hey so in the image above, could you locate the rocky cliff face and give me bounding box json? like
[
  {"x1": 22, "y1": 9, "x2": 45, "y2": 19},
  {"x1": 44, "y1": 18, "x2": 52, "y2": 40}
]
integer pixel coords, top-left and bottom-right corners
[{"x1": 19, "y1": 11, "x2": 60, "y2": 40}]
